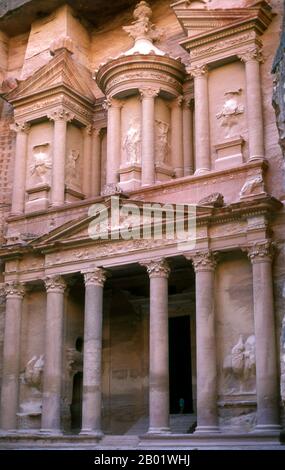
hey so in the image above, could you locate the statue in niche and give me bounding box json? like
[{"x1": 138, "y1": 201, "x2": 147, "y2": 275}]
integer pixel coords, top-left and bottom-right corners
[
  {"x1": 155, "y1": 120, "x2": 169, "y2": 165},
  {"x1": 66, "y1": 149, "x2": 80, "y2": 188},
  {"x1": 216, "y1": 89, "x2": 244, "y2": 139},
  {"x1": 223, "y1": 335, "x2": 256, "y2": 393},
  {"x1": 123, "y1": 119, "x2": 141, "y2": 165},
  {"x1": 30, "y1": 144, "x2": 52, "y2": 184}
]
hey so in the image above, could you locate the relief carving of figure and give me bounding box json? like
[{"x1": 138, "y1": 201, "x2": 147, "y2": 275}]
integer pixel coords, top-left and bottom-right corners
[
  {"x1": 239, "y1": 175, "x2": 264, "y2": 197},
  {"x1": 30, "y1": 144, "x2": 52, "y2": 184},
  {"x1": 24, "y1": 355, "x2": 44, "y2": 389},
  {"x1": 66, "y1": 149, "x2": 80, "y2": 188},
  {"x1": 223, "y1": 335, "x2": 256, "y2": 393},
  {"x1": 216, "y1": 89, "x2": 244, "y2": 139},
  {"x1": 155, "y1": 120, "x2": 169, "y2": 165},
  {"x1": 123, "y1": 119, "x2": 141, "y2": 165}
]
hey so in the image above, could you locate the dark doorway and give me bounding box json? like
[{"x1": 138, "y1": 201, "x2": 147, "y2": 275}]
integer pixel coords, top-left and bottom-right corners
[
  {"x1": 70, "y1": 371, "x2": 83, "y2": 432},
  {"x1": 169, "y1": 316, "x2": 193, "y2": 414}
]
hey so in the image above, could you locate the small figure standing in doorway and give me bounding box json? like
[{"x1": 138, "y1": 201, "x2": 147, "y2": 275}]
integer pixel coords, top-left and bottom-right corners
[{"x1": 179, "y1": 397, "x2": 185, "y2": 414}]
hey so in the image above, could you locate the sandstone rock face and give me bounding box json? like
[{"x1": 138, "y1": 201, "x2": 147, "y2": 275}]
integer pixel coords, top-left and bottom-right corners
[{"x1": 0, "y1": 1, "x2": 284, "y2": 441}]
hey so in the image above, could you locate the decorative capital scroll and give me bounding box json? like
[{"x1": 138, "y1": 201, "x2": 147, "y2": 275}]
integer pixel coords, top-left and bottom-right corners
[
  {"x1": 122, "y1": 1, "x2": 162, "y2": 44},
  {"x1": 83, "y1": 124, "x2": 93, "y2": 136},
  {"x1": 140, "y1": 258, "x2": 170, "y2": 278},
  {"x1": 93, "y1": 127, "x2": 103, "y2": 138},
  {"x1": 171, "y1": 95, "x2": 184, "y2": 108},
  {"x1": 10, "y1": 121, "x2": 31, "y2": 134},
  {"x1": 139, "y1": 87, "x2": 160, "y2": 99},
  {"x1": 47, "y1": 108, "x2": 75, "y2": 122},
  {"x1": 44, "y1": 275, "x2": 67, "y2": 293},
  {"x1": 5, "y1": 281, "x2": 25, "y2": 298},
  {"x1": 246, "y1": 240, "x2": 274, "y2": 264},
  {"x1": 83, "y1": 268, "x2": 108, "y2": 287},
  {"x1": 187, "y1": 64, "x2": 208, "y2": 79},
  {"x1": 186, "y1": 251, "x2": 218, "y2": 272},
  {"x1": 238, "y1": 46, "x2": 264, "y2": 64},
  {"x1": 102, "y1": 97, "x2": 123, "y2": 110}
]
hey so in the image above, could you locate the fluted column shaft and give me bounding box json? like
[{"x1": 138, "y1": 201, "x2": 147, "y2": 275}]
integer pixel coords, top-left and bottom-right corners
[
  {"x1": 10, "y1": 122, "x2": 30, "y2": 215},
  {"x1": 142, "y1": 259, "x2": 170, "y2": 433},
  {"x1": 91, "y1": 128, "x2": 102, "y2": 197},
  {"x1": 188, "y1": 66, "x2": 210, "y2": 175},
  {"x1": 248, "y1": 241, "x2": 280, "y2": 430},
  {"x1": 105, "y1": 97, "x2": 122, "y2": 185},
  {"x1": 48, "y1": 109, "x2": 74, "y2": 207},
  {"x1": 41, "y1": 276, "x2": 66, "y2": 433},
  {"x1": 0, "y1": 282, "x2": 25, "y2": 430},
  {"x1": 140, "y1": 88, "x2": 159, "y2": 186},
  {"x1": 239, "y1": 47, "x2": 264, "y2": 161},
  {"x1": 171, "y1": 96, "x2": 184, "y2": 178},
  {"x1": 191, "y1": 251, "x2": 219, "y2": 433},
  {"x1": 81, "y1": 268, "x2": 107, "y2": 435},
  {"x1": 183, "y1": 99, "x2": 194, "y2": 176},
  {"x1": 82, "y1": 125, "x2": 93, "y2": 197}
]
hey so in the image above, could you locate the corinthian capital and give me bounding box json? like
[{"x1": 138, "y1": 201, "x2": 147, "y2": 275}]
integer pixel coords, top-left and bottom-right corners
[
  {"x1": 187, "y1": 65, "x2": 208, "y2": 79},
  {"x1": 5, "y1": 281, "x2": 25, "y2": 298},
  {"x1": 188, "y1": 251, "x2": 217, "y2": 272},
  {"x1": 47, "y1": 108, "x2": 74, "y2": 122},
  {"x1": 44, "y1": 275, "x2": 67, "y2": 293},
  {"x1": 102, "y1": 96, "x2": 122, "y2": 110},
  {"x1": 83, "y1": 268, "x2": 108, "y2": 287},
  {"x1": 238, "y1": 46, "x2": 263, "y2": 64},
  {"x1": 10, "y1": 121, "x2": 31, "y2": 134},
  {"x1": 140, "y1": 258, "x2": 170, "y2": 278},
  {"x1": 246, "y1": 240, "x2": 274, "y2": 263},
  {"x1": 139, "y1": 87, "x2": 160, "y2": 99}
]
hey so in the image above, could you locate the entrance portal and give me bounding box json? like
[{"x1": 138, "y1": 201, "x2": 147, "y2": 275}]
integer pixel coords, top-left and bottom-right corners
[{"x1": 169, "y1": 315, "x2": 193, "y2": 414}]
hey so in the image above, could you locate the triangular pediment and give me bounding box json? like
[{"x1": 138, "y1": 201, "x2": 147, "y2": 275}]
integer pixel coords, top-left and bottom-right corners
[
  {"x1": 171, "y1": 0, "x2": 273, "y2": 39},
  {"x1": 5, "y1": 49, "x2": 95, "y2": 102}
]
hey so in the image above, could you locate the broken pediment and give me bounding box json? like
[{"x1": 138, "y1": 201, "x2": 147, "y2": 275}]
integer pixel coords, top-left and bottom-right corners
[
  {"x1": 171, "y1": 0, "x2": 273, "y2": 41},
  {"x1": 4, "y1": 48, "x2": 95, "y2": 104}
]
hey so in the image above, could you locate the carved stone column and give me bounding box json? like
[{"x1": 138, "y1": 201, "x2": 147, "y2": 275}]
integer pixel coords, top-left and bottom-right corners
[
  {"x1": 0, "y1": 282, "x2": 25, "y2": 430},
  {"x1": 239, "y1": 47, "x2": 265, "y2": 161},
  {"x1": 190, "y1": 251, "x2": 219, "y2": 433},
  {"x1": 10, "y1": 122, "x2": 30, "y2": 215},
  {"x1": 105, "y1": 97, "x2": 122, "y2": 186},
  {"x1": 141, "y1": 259, "x2": 170, "y2": 433},
  {"x1": 188, "y1": 66, "x2": 210, "y2": 175},
  {"x1": 82, "y1": 124, "x2": 93, "y2": 197},
  {"x1": 41, "y1": 275, "x2": 66, "y2": 433},
  {"x1": 183, "y1": 98, "x2": 194, "y2": 176},
  {"x1": 92, "y1": 128, "x2": 102, "y2": 197},
  {"x1": 48, "y1": 109, "x2": 74, "y2": 207},
  {"x1": 247, "y1": 241, "x2": 280, "y2": 430},
  {"x1": 139, "y1": 87, "x2": 160, "y2": 186},
  {"x1": 171, "y1": 95, "x2": 184, "y2": 178},
  {"x1": 81, "y1": 268, "x2": 107, "y2": 436}
]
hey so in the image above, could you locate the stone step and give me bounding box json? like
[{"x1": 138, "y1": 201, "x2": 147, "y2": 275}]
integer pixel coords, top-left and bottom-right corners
[
  {"x1": 125, "y1": 414, "x2": 197, "y2": 435},
  {"x1": 99, "y1": 435, "x2": 139, "y2": 448}
]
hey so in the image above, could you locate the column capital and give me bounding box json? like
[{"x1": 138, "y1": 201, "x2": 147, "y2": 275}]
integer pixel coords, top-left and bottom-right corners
[
  {"x1": 83, "y1": 124, "x2": 93, "y2": 136},
  {"x1": 4, "y1": 281, "x2": 25, "y2": 298},
  {"x1": 183, "y1": 97, "x2": 194, "y2": 110},
  {"x1": 83, "y1": 268, "x2": 108, "y2": 287},
  {"x1": 44, "y1": 275, "x2": 67, "y2": 293},
  {"x1": 238, "y1": 46, "x2": 264, "y2": 64},
  {"x1": 140, "y1": 258, "x2": 170, "y2": 278},
  {"x1": 139, "y1": 87, "x2": 160, "y2": 99},
  {"x1": 10, "y1": 121, "x2": 31, "y2": 134},
  {"x1": 187, "y1": 64, "x2": 208, "y2": 79},
  {"x1": 47, "y1": 108, "x2": 75, "y2": 122},
  {"x1": 103, "y1": 96, "x2": 123, "y2": 110},
  {"x1": 186, "y1": 250, "x2": 218, "y2": 272},
  {"x1": 92, "y1": 126, "x2": 103, "y2": 137},
  {"x1": 246, "y1": 240, "x2": 274, "y2": 263},
  {"x1": 171, "y1": 95, "x2": 184, "y2": 108}
]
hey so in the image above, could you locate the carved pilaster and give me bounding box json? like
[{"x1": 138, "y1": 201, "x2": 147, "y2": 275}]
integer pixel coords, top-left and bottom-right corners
[
  {"x1": 4, "y1": 281, "x2": 25, "y2": 298},
  {"x1": 47, "y1": 108, "x2": 74, "y2": 122},
  {"x1": 44, "y1": 275, "x2": 66, "y2": 293},
  {"x1": 246, "y1": 240, "x2": 274, "y2": 264},
  {"x1": 189, "y1": 251, "x2": 218, "y2": 272},
  {"x1": 141, "y1": 258, "x2": 170, "y2": 278},
  {"x1": 83, "y1": 268, "x2": 108, "y2": 287}
]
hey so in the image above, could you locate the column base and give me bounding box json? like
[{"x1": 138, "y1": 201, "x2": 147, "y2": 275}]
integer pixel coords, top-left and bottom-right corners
[
  {"x1": 194, "y1": 168, "x2": 210, "y2": 176},
  {"x1": 253, "y1": 424, "x2": 281, "y2": 433},
  {"x1": 147, "y1": 427, "x2": 171, "y2": 435},
  {"x1": 80, "y1": 429, "x2": 104, "y2": 438},
  {"x1": 194, "y1": 425, "x2": 220, "y2": 434},
  {"x1": 249, "y1": 156, "x2": 266, "y2": 162}
]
